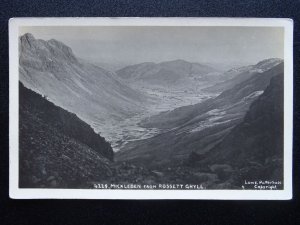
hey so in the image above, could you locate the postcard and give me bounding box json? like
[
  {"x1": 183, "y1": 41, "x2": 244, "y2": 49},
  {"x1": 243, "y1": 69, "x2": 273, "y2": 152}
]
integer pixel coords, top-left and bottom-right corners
[{"x1": 9, "y1": 17, "x2": 293, "y2": 199}]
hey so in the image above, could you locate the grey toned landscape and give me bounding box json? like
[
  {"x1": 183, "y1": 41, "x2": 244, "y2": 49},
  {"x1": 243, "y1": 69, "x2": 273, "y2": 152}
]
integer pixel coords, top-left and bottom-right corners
[{"x1": 18, "y1": 26, "x2": 284, "y2": 189}]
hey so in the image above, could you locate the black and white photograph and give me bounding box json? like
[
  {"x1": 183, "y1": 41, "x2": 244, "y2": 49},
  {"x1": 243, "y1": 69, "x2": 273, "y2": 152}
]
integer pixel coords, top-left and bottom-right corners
[{"x1": 9, "y1": 18, "x2": 293, "y2": 199}]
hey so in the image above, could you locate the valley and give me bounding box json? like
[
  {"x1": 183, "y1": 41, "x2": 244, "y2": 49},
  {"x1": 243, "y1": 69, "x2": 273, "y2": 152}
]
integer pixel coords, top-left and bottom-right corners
[
  {"x1": 18, "y1": 33, "x2": 284, "y2": 189},
  {"x1": 19, "y1": 33, "x2": 220, "y2": 152},
  {"x1": 101, "y1": 86, "x2": 217, "y2": 151}
]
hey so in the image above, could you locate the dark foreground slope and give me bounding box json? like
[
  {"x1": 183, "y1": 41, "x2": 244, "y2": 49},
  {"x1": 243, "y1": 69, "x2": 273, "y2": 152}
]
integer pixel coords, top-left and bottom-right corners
[{"x1": 19, "y1": 83, "x2": 114, "y2": 188}]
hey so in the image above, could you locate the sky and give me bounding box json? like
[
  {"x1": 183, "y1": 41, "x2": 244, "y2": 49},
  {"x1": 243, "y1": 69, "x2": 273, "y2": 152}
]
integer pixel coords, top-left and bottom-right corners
[{"x1": 20, "y1": 26, "x2": 284, "y2": 70}]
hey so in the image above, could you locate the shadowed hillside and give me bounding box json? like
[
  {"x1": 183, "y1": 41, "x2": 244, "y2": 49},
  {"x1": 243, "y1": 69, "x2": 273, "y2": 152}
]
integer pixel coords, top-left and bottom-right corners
[
  {"x1": 19, "y1": 82, "x2": 114, "y2": 188},
  {"x1": 198, "y1": 73, "x2": 284, "y2": 184}
]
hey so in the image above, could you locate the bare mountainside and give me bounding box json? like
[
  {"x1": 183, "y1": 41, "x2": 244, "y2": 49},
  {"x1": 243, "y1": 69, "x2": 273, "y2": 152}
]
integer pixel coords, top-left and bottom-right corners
[{"x1": 19, "y1": 33, "x2": 150, "y2": 146}]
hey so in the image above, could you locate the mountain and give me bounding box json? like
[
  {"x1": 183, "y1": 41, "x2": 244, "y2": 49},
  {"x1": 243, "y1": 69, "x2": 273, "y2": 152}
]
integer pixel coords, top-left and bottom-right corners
[
  {"x1": 203, "y1": 58, "x2": 283, "y2": 93},
  {"x1": 19, "y1": 33, "x2": 148, "y2": 139},
  {"x1": 201, "y1": 74, "x2": 283, "y2": 166},
  {"x1": 196, "y1": 73, "x2": 284, "y2": 185},
  {"x1": 116, "y1": 59, "x2": 221, "y2": 89},
  {"x1": 19, "y1": 82, "x2": 114, "y2": 188},
  {"x1": 116, "y1": 61, "x2": 284, "y2": 168}
]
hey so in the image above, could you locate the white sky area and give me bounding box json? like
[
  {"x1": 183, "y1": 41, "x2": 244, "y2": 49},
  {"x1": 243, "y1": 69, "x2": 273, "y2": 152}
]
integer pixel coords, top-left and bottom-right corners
[{"x1": 20, "y1": 26, "x2": 284, "y2": 70}]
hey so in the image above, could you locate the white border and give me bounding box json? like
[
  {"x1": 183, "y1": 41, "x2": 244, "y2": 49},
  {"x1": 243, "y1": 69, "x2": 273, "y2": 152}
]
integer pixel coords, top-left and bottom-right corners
[{"x1": 9, "y1": 17, "x2": 293, "y2": 200}]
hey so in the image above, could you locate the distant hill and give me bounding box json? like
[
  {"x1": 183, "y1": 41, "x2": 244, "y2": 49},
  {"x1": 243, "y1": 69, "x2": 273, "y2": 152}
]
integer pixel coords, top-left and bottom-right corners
[
  {"x1": 116, "y1": 59, "x2": 222, "y2": 89},
  {"x1": 19, "y1": 82, "x2": 114, "y2": 188}
]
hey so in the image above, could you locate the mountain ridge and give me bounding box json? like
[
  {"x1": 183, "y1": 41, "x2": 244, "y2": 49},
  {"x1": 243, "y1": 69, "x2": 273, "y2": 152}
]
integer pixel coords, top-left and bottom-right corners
[{"x1": 203, "y1": 58, "x2": 283, "y2": 93}]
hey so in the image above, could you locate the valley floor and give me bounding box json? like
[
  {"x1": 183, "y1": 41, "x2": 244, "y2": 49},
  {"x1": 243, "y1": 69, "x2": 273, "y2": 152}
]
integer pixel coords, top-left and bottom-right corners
[{"x1": 95, "y1": 85, "x2": 217, "y2": 151}]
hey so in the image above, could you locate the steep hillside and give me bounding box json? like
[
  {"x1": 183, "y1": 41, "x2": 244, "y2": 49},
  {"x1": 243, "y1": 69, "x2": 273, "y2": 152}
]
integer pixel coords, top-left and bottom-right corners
[
  {"x1": 19, "y1": 33, "x2": 148, "y2": 141},
  {"x1": 204, "y1": 58, "x2": 283, "y2": 93},
  {"x1": 19, "y1": 82, "x2": 114, "y2": 188},
  {"x1": 186, "y1": 73, "x2": 284, "y2": 188},
  {"x1": 201, "y1": 74, "x2": 283, "y2": 169},
  {"x1": 116, "y1": 62, "x2": 284, "y2": 168}
]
